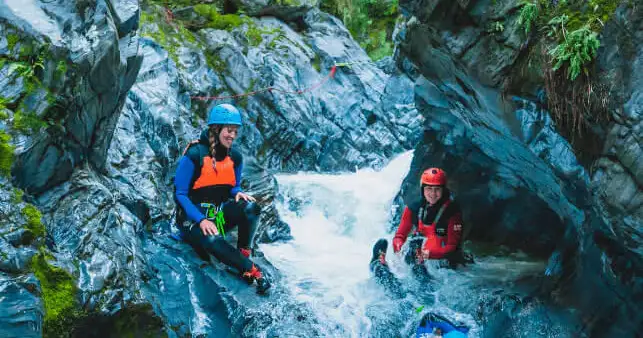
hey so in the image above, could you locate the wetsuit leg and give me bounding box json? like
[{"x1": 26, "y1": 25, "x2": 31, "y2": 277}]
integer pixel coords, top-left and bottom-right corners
[
  {"x1": 221, "y1": 200, "x2": 260, "y2": 249},
  {"x1": 370, "y1": 239, "x2": 405, "y2": 298},
  {"x1": 404, "y1": 238, "x2": 432, "y2": 282},
  {"x1": 181, "y1": 223, "x2": 253, "y2": 273}
]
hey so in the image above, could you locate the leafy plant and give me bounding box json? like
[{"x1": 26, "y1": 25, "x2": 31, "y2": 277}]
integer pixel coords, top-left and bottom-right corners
[
  {"x1": 546, "y1": 14, "x2": 569, "y2": 37},
  {"x1": 320, "y1": 0, "x2": 399, "y2": 60},
  {"x1": 491, "y1": 21, "x2": 505, "y2": 33},
  {"x1": 0, "y1": 130, "x2": 14, "y2": 177},
  {"x1": 518, "y1": 1, "x2": 539, "y2": 34},
  {"x1": 549, "y1": 24, "x2": 600, "y2": 81}
]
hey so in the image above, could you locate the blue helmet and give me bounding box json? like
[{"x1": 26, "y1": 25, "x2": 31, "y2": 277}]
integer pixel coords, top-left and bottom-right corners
[{"x1": 207, "y1": 103, "x2": 242, "y2": 126}]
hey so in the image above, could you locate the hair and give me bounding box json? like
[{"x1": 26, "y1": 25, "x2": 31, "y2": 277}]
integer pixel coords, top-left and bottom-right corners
[
  {"x1": 208, "y1": 125, "x2": 232, "y2": 171},
  {"x1": 208, "y1": 125, "x2": 220, "y2": 171}
]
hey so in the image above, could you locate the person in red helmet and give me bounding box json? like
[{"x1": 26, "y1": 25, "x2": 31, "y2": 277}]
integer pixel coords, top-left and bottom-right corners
[{"x1": 370, "y1": 168, "x2": 466, "y2": 294}]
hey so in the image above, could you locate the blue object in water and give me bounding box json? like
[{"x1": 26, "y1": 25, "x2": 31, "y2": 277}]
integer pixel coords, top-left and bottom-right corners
[
  {"x1": 416, "y1": 312, "x2": 469, "y2": 338},
  {"x1": 169, "y1": 232, "x2": 184, "y2": 242}
]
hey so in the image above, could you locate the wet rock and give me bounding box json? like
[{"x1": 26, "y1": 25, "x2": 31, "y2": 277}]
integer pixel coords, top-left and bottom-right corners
[
  {"x1": 395, "y1": 0, "x2": 643, "y2": 336},
  {"x1": 0, "y1": 273, "x2": 43, "y2": 338},
  {"x1": 0, "y1": 0, "x2": 143, "y2": 194}
]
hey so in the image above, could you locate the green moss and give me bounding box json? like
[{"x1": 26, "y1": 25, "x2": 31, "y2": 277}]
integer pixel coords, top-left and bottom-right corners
[
  {"x1": 31, "y1": 251, "x2": 76, "y2": 325},
  {"x1": 267, "y1": 29, "x2": 287, "y2": 50},
  {"x1": 22, "y1": 204, "x2": 45, "y2": 239},
  {"x1": 311, "y1": 53, "x2": 321, "y2": 72},
  {"x1": 246, "y1": 24, "x2": 263, "y2": 47},
  {"x1": 54, "y1": 61, "x2": 68, "y2": 82},
  {"x1": 193, "y1": 4, "x2": 244, "y2": 30},
  {"x1": 7, "y1": 33, "x2": 19, "y2": 51},
  {"x1": 19, "y1": 42, "x2": 34, "y2": 58},
  {"x1": 139, "y1": 8, "x2": 198, "y2": 66},
  {"x1": 30, "y1": 251, "x2": 77, "y2": 331},
  {"x1": 11, "y1": 188, "x2": 24, "y2": 204},
  {"x1": 276, "y1": 0, "x2": 301, "y2": 5},
  {"x1": 321, "y1": 0, "x2": 398, "y2": 59},
  {"x1": 13, "y1": 110, "x2": 46, "y2": 133},
  {"x1": 0, "y1": 96, "x2": 8, "y2": 113},
  {"x1": 0, "y1": 130, "x2": 13, "y2": 177},
  {"x1": 205, "y1": 52, "x2": 227, "y2": 74}
]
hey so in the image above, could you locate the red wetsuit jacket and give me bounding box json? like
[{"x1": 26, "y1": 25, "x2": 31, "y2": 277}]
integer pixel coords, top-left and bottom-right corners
[{"x1": 393, "y1": 199, "x2": 463, "y2": 259}]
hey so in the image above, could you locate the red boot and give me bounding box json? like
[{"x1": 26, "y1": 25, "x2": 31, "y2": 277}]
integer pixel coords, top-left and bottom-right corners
[{"x1": 242, "y1": 264, "x2": 271, "y2": 294}]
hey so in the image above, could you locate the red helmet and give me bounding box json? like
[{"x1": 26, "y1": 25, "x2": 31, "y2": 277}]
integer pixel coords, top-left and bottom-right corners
[{"x1": 420, "y1": 167, "x2": 447, "y2": 186}]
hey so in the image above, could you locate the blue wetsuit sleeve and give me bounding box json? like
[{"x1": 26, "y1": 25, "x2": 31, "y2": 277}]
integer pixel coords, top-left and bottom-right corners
[
  {"x1": 175, "y1": 156, "x2": 205, "y2": 223},
  {"x1": 230, "y1": 161, "x2": 243, "y2": 197}
]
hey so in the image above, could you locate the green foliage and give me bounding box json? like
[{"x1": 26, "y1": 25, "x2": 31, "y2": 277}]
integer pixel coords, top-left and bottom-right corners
[
  {"x1": 54, "y1": 61, "x2": 68, "y2": 81},
  {"x1": 246, "y1": 24, "x2": 263, "y2": 47},
  {"x1": 139, "y1": 9, "x2": 198, "y2": 65},
  {"x1": 515, "y1": 0, "x2": 624, "y2": 81},
  {"x1": 193, "y1": 4, "x2": 244, "y2": 30},
  {"x1": 311, "y1": 53, "x2": 322, "y2": 72},
  {"x1": 13, "y1": 110, "x2": 46, "y2": 133},
  {"x1": 275, "y1": 0, "x2": 301, "y2": 5},
  {"x1": 7, "y1": 33, "x2": 19, "y2": 51},
  {"x1": 320, "y1": 0, "x2": 399, "y2": 60},
  {"x1": 205, "y1": 52, "x2": 227, "y2": 74},
  {"x1": 549, "y1": 25, "x2": 600, "y2": 80},
  {"x1": 22, "y1": 204, "x2": 45, "y2": 240},
  {"x1": 491, "y1": 21, "x2": 505, "y2": 33},
  {"x1": 30, "y1": 250, "x2": 79, "y2": 338},
  {"x1": 0, "y1": 96, "x2": 8, "y2": 113},
  {"x1": 518, "y1": 1, "x2": 539, "y2": 34},
  {"x1": 0, "y1": 130, "x2": 13, "y2": 177},
  {"x1": 363, "y1": 30, "x2": 393, "y2": 61},
  {"x1": 11, "y1": 188, "x2": 24, "y2": 204}
]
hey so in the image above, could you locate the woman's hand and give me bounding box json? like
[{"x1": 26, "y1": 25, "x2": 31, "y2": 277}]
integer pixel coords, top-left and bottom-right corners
[
  {"x1": 235, "y1": 192, "x2": 256, "y2": 202},
  {"x1": 199, "y1": 219, "x2": 219, "y2": 236}
]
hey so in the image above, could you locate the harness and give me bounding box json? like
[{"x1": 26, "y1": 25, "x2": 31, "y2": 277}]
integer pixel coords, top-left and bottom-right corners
[
  {"x1": 201, "y1": 202, "x2": 226, "y2": 237},
  {"x1": 415, "y1": 199, "x2": 450, "y2": 236},
  {"x1": 174, "y1": 140, "x2": 231, "y2": 231}
]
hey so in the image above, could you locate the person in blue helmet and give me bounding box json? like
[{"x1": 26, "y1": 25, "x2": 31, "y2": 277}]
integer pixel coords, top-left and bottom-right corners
[{"x1": 174, "y1": 103, "x2": 270, "y2": 294}]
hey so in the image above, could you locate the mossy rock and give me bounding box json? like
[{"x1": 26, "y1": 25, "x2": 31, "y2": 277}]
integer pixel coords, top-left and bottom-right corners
[
  {"x1": 22, "y1": 204, "x2": 45, "y2": 241},
  {"x1": 30, "y1": 251, "x2": 78, "y2": 337},
  {"x1": 0, "y1": 130, "x2": 14, "y2": 177}
]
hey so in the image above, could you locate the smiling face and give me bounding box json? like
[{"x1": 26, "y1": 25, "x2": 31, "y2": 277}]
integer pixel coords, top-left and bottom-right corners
[
  {"x1": 218, "y1": 125, "x2": 239, "y2": 148},
  {"x1": 423, "y1": 185, "x2": 443, "y2": 205}
]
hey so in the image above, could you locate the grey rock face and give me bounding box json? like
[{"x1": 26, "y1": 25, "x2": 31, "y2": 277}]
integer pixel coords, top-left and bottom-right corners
[
  {"x1": 0, "y1": 177, "x2": 42, "y2": 338},
  {"x1": 395, "y1": 0, "x2": 643, "y2": 335},
  {"x1": 2, "y1": 1, "x2": 421, "y2": 335},
  {"x1": 593, "y1": 3, "x2": 643, "y2": 259},
  {"x1": 0, "y1": 0, "x2": 143, "y2": 194},
  {"x1": 0, "y1": 273, "x2": 42, "y2": 338},
  {"x1": 397, "y1": 0, "x2": 524, "y2": 88}
]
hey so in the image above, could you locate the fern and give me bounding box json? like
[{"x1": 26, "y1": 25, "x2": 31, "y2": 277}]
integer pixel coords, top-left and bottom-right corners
[
  {"x1": 546, "y1": 14, "x2": 569, "y2": 38},
  {"x1": 549, "y1": 25, "x2": 600, "y2": 81},
  {"x1": 517, "y1": 1, "x2": 538, "y2": 34}
]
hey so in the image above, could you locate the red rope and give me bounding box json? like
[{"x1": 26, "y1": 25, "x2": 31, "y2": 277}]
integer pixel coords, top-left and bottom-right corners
[{"x1": 191, "y1": 65, "x2": 338, "y2": 101}]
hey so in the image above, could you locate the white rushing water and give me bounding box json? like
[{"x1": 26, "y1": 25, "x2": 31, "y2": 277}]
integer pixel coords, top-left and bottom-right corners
[
  {"x1": 259, "y1": 151, "x2": 554, "y2": 337},
  {"x1": 260, "y1": 151, "x2": 415, "y2": 336}
]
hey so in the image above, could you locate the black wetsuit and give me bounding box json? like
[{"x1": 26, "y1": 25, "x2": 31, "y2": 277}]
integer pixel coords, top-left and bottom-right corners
[{"x1": 174, "y1": 129, "x2": 259, "y2": 274}]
